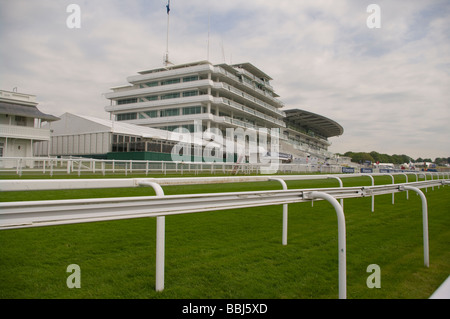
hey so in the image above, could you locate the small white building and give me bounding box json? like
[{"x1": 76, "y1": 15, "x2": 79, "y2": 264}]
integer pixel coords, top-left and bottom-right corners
[
  {"x1": 35, "y1": 112, "x2": 210, "y2": 161},
  {"x1": 0, "y1": 89, "x2": 58, "y2": 167}
]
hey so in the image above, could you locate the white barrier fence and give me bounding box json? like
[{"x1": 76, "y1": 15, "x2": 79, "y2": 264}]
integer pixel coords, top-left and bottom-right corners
[
  {"x1": 1, "y1": 174, "x2": 449, "y2": 299},
  {"x1": 0, "y1": 156, "x2": 355, "y2": 175}
]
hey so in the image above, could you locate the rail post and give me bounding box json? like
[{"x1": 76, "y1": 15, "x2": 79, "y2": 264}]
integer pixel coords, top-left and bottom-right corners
[
  {"x1": 50, "y1": 159, "x2": 54, "y2": 176},
  {"x1": 269, "y1": 178, "x2": 288, "y2": 246},
  {"x1": 401, "y1": 173, "x2": 409, "y2": 199},
  {"x1": 139, "y1": 181, "x2": 166, "y2": 291},
  {"x1": 327, "y1": 175, "x2": 344, "y2": 208},
  {"x1": 387, "y1": 174, "x2": 395, "y2": 204},
  {"x1": 362, "y1": 174, "x2": 375, "y2": 212},
  {"x1": 401, "y1": 185, "x2": 429, "y2": 267},
  {"x1": 304, "y1": 191, "x2": 347, "y2": 299}
]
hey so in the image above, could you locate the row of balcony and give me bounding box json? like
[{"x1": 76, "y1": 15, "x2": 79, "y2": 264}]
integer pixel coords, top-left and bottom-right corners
[
  {"x1": 127, "y1": 63, "x2": 213, "y2": 84},
  {"x1": 234, "y1": 66, "x2": 274, "y2": 91},
  {"x1": 0, "y1": 124, "x2": 51, "y2": 141},
  {"x1": 213, "y1": 66, "x2": 284, "y2": 109},
  {"x1": 287, "y1": 139, "x2": 334, "y2": 158},
  {"x1": 221, "y1": 117, "x2": 286, "y2": 140},
  {"x1": 105, "y1": 79, "x2": 212, "y2": 100},
  {"x1": 106, "y1": 94, "x2": 285, "y2": 130},
  {"x1": 285, "y1": 124, "x2": 329, "y2": 145},
  {"x1": 106, "y1": 64, "x2": 286, "y2": 121},
  {"x1": 213, "y1": 82, "x2": 285, "y2": 118},
  {"x1": 215, "y1": 97, "x2": 285, "y2": 128},
  {"x1": 106, "y1": 80, "x2": 286, "y2": 121}
]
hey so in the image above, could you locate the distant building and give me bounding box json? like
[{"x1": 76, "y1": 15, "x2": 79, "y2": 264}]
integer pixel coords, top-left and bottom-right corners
[
  {"x1": 282, "y1": 108, "x2": 343, "y2": 161},
  {"x1": 0, "y1": 89, "x2": 58, "y2": 166},
  {"x1": 35, "y1": 112, "x2": 209, "y2": 161},
  {"x1": 104, "y1": 61, "x2": 286, "y2": 135},
  {"x1": 36, "y1": 60, "x2": 344, "y2": 164}
]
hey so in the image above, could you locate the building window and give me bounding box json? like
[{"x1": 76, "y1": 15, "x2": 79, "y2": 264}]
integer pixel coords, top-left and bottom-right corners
[
  {"x1": 167, "y1": 125, "x2": 179, "y2": 132},
  {"x1": 160, "y1": 108, "x2": 179, "y2": 117},
  {"x1": 183, "y1": 75, "x2": 199, "y2": 82},
  {"x1": 139, "y1": 95, "x2": 158, "y2": 103},
  {"x1": 117, "y1": 98, "x2": 137, "y2": 105},
  {"x1": 117, "y1": 113, "x2": 137, "y2": 121},
  {"x1": 161, "y1": 78, "x2": 180, "y2": 86},
  {"x1": 15, "y1": 116, "x2": 27, "y2": 126},
  {"x1": 243, "y1": 76, "x2": 253, "y2": 85},
  {"x1": 145, "y1": 81, "x2": 158, "y2": 87},
  {"x1": 182, "y1": 124, "x2": 195, "y2": 132},
  {"x1": 183, "y1": 106, "x2": 202, "y2": 115},
  {"x1": 161, "y1": 92, "x2": 180, "y2": 100},
  {"x1": 139, "y1": 82, "x2": 158, "y2": 88},
  {"x1": 182, "y1": 90, "x2": 198, "y2": 97},
  {"x1": 112, "y1": 134, "x2": 142, "y2": 152},
  {"x1": 145, "y1": 110, "x2": 158, "y2": 118},
  {"x1": 0, "y1": 142, "x2": 4, "y2": 157}
]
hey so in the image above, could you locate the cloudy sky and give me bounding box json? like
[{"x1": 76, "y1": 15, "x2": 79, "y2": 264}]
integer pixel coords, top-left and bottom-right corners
[{"x1": 1, "y1": 0, "x2": 449, "y2": 160}]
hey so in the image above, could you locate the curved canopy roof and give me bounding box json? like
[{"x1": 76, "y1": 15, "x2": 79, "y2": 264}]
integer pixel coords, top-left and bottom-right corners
[
  {"x1": 284, "y1": 108, "x2": 344, "y2": 138},
  {"x1": 0, "y1": 102, "x2": 59, "y2": 122}
]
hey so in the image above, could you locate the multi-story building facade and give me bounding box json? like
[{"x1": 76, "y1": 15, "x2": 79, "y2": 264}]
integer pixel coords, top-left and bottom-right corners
[
  {"x1": 0, "y1": 89, "x2": 58, "y2": 166},
  {"x1": 105, "y1": 61, "x2": 285, "y2": 133},
  {"x1": 104, "y1": 61, "x2": 285, "y2": 156},
  {"x1": 104, "y1": 60, "x2": 343, "y2": 162}
]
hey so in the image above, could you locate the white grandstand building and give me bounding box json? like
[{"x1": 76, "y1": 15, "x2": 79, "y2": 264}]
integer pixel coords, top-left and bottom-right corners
[{"x1": 102, "y1": 60, "x2": 343, "y2": 163}]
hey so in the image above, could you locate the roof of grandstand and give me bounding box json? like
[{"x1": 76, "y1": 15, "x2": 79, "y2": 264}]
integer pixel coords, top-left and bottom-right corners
[{"x1": 284, "y1": 108, "x2": 344, "y2": 138}]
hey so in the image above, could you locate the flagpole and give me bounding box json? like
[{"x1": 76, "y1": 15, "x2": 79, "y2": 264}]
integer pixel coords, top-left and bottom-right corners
[
  {"x1": 207, "y1": 5, "x2": 210, "y2": 61},
  {"x1": 164, "y1": 0, "x2": 171, "y2": 66}
]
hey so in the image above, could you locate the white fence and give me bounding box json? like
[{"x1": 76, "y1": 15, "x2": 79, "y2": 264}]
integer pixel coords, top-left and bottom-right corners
[
  {"x1": 0, "y1": 156, "x2": 346, "y2": 175},
  {"x1": 1, "y1": 173, "x2": 449, "y2": 299},
  {"x1": 0, "y1": 156, "x2": 431, "y2": 176}
]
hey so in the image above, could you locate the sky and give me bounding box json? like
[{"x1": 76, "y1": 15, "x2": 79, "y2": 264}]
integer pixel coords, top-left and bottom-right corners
[{"x1": 1, "y1": 0, "x2": 449, "y2": 160}]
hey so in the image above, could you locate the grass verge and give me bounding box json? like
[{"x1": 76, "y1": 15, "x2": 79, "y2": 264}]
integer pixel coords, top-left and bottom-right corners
[{"x1": 0, "y1": 175, "x2": 448, "y2": 298}]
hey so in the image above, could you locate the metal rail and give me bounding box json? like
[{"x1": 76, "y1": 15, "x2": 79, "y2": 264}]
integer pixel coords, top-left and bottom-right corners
[
  {"x1": 2, "y1": 180, "x2": 445, "y2": 230},
  {"x1": 1, "y1": 172, "x2": 447, "y2": 192}
]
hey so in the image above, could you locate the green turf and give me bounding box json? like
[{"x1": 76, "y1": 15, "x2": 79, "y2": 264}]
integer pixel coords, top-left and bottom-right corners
[{"x1": 0, "y1": 175, "x2": 449, "y2": 299}]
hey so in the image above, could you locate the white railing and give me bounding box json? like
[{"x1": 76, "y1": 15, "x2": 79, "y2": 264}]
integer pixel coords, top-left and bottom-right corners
[
  {"x1": 1, "y1": 174, "x2": 448, "y2": 299},
  {"x1": 0, "y1": 156, "x2": 334, "y2": 175},
  {"x1": 2, "y1": 157, "x2": 449, "y2": 178},
  {"x1": 0, "y1": 156, "x2": 257, "y2": 176}
]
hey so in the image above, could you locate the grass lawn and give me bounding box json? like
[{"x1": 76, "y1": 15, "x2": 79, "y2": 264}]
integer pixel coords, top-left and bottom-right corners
[{"x1": 0, "y1": 174, "x2": 449, "y2": 299}]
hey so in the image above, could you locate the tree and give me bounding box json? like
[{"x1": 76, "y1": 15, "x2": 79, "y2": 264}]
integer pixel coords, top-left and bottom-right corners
[
  {"x1": 435, "y1": 157, "x2": 449, "y2": 166},
  {"x1": 344, "y1": 151, "x2": 374, "y2": 164},
  {"x1": 343, "y1": 151, "x2": 446, "y2": 165}
]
